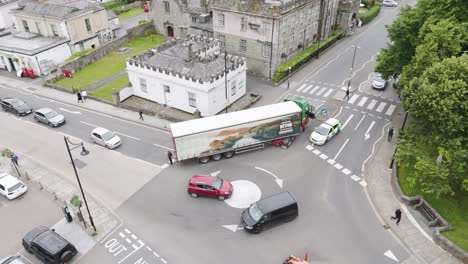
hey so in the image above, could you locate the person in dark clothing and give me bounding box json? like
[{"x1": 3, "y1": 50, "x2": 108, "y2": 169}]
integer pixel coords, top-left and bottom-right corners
[
  {"x1": 344, "y1": 89, "x2": 350, "y2": 100},
  {"x1": 388, "y1": 127, "x2": 395, "y2": 142},
  {"x1": 77, "y1": 91, "x2": 83, "y2": 103},
  {"x1": 11, "y1": 154, "x2": 19, "y2": 166},
  {"x1": 139, "y1": 109, "x2": 144, "y2": 120},
  {"x1": 167, "y1": 151, "x2": 173, "y2": 165},
  {"x1": 391, "y1": 209, "x2": 402, "y2": 224}
]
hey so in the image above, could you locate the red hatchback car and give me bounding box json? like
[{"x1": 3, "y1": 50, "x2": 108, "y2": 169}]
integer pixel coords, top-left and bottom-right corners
[{"x1": 188, "y1": 175, "x2": 233, "y2": 200}]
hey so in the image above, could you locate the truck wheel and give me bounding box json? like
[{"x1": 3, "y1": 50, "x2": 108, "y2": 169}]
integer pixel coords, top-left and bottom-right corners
[
  {"x1": 198, "y1": 156, "x2": 210, "y2": 164},
  {"x1": 211, "y1": 154, "x2": 222, "y2": 161},
  {"x1": 223, "y1": 151, "x2": 234, "y2": 159}
]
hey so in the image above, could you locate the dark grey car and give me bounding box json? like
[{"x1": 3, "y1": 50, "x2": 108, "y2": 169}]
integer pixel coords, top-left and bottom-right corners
[
  {"x1": 34, "y1": 108, "x2": 66, "y2": 127},
  {"x1": 0, "y1": 97, "x2": 33, "y2": 116},
  {"x1": 22, "y1": 226, "x2": 78, "y2": 264}
]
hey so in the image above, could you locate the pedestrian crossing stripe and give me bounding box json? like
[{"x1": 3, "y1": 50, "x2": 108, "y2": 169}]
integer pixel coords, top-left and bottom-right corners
[
  {"x1": 367, "y1": 99, "x2": 377, "y2": 110},
  {"x1": 358, "y1": 96, "x2": 368, "y2": 107},
  {"x1": 297, "y1": 84, "x2": 307, "y2": 92},
  {"x1": 376, "y1": 102, "x2": 387, "y2": 112},
  {"x1": 348, "y1": 94, "x2": 359, "y2": 104},
  {"x1": 323, "y1": 89, "x2": 334, "y2": 97},
  {"x1": 316, "y1": 87, "x2": 327, "y2": 96},
  {"x1": 303, "y1": 85, "x2": 313, "y2": 93},
  {"x1": 309, "y1": 85, "x2": 320, "y2": 94},
  {"x1": 386, "y1": 104, "x2": 396, "y2": 116}
]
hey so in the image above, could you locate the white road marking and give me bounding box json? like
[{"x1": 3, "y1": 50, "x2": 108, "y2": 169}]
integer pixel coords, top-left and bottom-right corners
[
  {"x1": 115, "y1": 132, "x2": 140, "y2": 140},
  {"x1": 342, "y1": 168, "x2": 351, "y2": 175},
  {"x1": 18, "y1": 255, "x2": 33, "y2": 264},
  {"x1": 308, "y1": 85, "x2": 320, "y2": 94},
  {"x1": 59, "y1": 108, "x2": 81, "y2": 114},
  {"x1": 384, "y1": 250, "x2": 399, "y2": 262},
  {"x1": 351, "y1": 175, "x2": 361, "y2": 181},
  {"x1": 146, "y1": 246, "x2": 152, "y2": 251},
  {"x1": 354, "y1": 115, "x2": 366, "y2": 130},
  {"x1": 334, "y1": 163, "x2": 343, "y2": 170},
  {"x1": 323, "y1": 88, "x2": 334, "y2": 97},
  {"x1": 365, "y1": 121, "x2": 376, "y2": 140},
  {"x1": 333, "y1": 106, "x2": 343, "y2": 119},
  {"x1": 306, "y1": 145, "x2": 313, "y2": 150},
  {"x1": 119, "y1": 232, "x2": 125, "y2": 238},
  {"x1": 401, "y1": 204, "x2": 433, "y2": 242},
  {"x1": 367, "y1": 99, "x2": 378, "y2": 110},
  {"x1": 161, "y1": 258, "x2": 167, "y2": 264},
  {"x1": 125, "y1": 238, "x2": 132, "y2": 244},
  {"x1": 302, "y1": 85, "x2": 313, "y2": 93},
  {"x1": 358, "y1": 96, "x2": 368, "y2": 107},
  {"x1": 376, "y1": 102, "x2": 387, "y2": 112},
  {"x1": 315, "y1": 87, "x2": 327, "y2": 96},
  {"x1": 348, "y1": 94, "x2": 359, "y2": 104},
  {"x1": 124, "y1": 228, "x2": 131, "y2": 234},
  {"x1": 319, "y1": 153, "x2": 328, "y2": 160},
  {"x1": 57, "y1": 132, "x2": 81, "y2": 141},
  {"x1": 131, "y1": 234, "x2": 138, "y2": 240},
  {"x1": 153, "y1": 251, "x2": 160, "y2": 257},
  {"x1": 223, "y1": 224, "x2": 244, "y2": 232},
  {"x1": 133, "y1": 158, "x2": 162, "y2": 169},
  {"x1": 13, "y1": 116, "x2": 22, "y2": 120},
  {"x1": 153, "y1": 143, "x2": 174, "y2": 151},
  {"x1": 312, "y1": 149, "x2": 321, "y2": 155},
  {"x1": 327, "y1": 159, "x2": 336, "y2": 165},
  {"x1": 359, "y1": 180, "x2": 367, "y2": 187},
  {"x1": 333, "y1": 138, "x2": 349, "y2": 161},
  {"x1": 342, "y1": 114, "x2": 354, "y2": 129},
  {"x1": 255, "y1": 167, "x2": 283, "y2": 188},
  {"x1": 25, "y1": 120, "x2": 46, "y2": 129},
  {"x1": 80, "y1": 121, "x2": 98, "y2": 127},
  {"x1": 210, "y1": 170, "x2": 222, "y2": 177},
  {"x1": 296, "y1": 83, "x2": 307, "y2": 92},
  {"x1": 161, "y1": 163, "x2": 169, "y2": 169},
  {"x1": 362, "y1": 122, "x2": 391, "y2": 173},
  {"x1": 386, "y1": 104, "x2": 396, "y2": 116}
]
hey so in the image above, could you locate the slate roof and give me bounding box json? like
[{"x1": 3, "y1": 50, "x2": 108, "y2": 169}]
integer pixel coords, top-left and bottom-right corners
[
  {"x1": 211, "y1": 0, "x2": 314, "y2": 17},
  {"x1": 0, "y1": 0, "x2": 18, "y2": 6},
  {"x1": 13, "y1": 0, "x2": 103, "y2": 19}
]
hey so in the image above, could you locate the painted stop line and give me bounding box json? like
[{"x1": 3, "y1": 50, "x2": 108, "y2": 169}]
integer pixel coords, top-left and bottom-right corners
[{"x1": 224, "y1": 180, "x2": 261, "y2": 209}]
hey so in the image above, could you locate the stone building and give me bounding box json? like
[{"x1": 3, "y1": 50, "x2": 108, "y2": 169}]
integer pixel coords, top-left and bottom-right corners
[
  {"x1": 0, "y1": 0, "x2": 19, "y2": 29},
  {"x1": 336, "y1": 0, "x2": 360, "y2": 33},
  {"x1": 126, "y1": 35, "x2": 247, "y2": 117}
]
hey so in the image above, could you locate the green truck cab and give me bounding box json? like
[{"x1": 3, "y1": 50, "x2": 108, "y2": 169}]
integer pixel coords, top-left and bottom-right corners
[{"x1": 283, "y1": 97, "x2": 316, "y2": 131}]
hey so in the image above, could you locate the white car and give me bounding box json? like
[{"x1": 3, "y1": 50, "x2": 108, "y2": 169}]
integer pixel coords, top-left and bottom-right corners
[
  {"x1": 372, "y1": 73, "x2": 388, "y2": 90},
  {"x1": 0, "y1": 172, "x2": 28, "y2": 200},
  {"x1": 309, "y1": 118, "x2": 342, "y2": 145},
  {"x1": 382, "y1": 0, "x2": 398, "y2": 6},
  {"x1": 90, "y1": 127, "x2": 121, "y2": 149}
]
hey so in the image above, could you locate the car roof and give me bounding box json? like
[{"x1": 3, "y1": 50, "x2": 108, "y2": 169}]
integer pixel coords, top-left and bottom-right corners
[
  {"x1": 35, "y1": 108, "x2": 53, "y2": 114},
  {"x1": 92, "y1": 127, "x2": 109, "y2": 135},
  {"x1": 190, "y1": 175, "x2": 214, "y2": 184},
  {"x1": 256, "y1": 191, "x2": 297, "y2": 213},
  {"x1": 23, "y1": 226, "x2": 49, "y2": 245},
  {"x1": 0, "y1": 173, "x2": 21, "y2": 188},
  {"x1": 324, "y1": 118, "x2": 340, "y2": 126},
  {"x1": 35, "y1": 229, "x2": 70, "y2": 255}
]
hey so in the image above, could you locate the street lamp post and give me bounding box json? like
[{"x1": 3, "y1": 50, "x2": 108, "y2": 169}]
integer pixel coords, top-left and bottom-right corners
[
  {"x1": 287, "y1": 67, "x2": 291, "y2": 89},
  {"x1": 346, "y1": 45, "x2": 358, "y2": 97},
  {"x1": 224, "y1": 51, "x2": 228, "y2": 113},
  {"x1": 64, "y1": 136, "x2": 96, "y2": 233}
]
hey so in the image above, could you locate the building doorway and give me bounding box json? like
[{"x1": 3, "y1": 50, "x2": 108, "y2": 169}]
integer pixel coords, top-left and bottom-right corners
[
  {"x1": 167, "y1": 26, "x2": 174, "y2": 37},
  {"x1": 8, "y1": 58, "x2": 16, "y2": 71}
]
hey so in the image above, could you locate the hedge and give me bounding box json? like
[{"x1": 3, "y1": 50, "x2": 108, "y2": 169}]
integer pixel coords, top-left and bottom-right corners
[
  {"x1": 102, "y1": 1, "x2": 124, "y2": 10},
  {"x1": 272, "y1": 29, "x2": 345, "y2": 82},
  {"x1": 358, "y1": 2, "x2": 381, "y2": 26}
]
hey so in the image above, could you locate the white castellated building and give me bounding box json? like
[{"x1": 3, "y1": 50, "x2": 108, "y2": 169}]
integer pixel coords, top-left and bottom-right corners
[{"x1": 126, "y1": 35, "x2": 247, "y2": 117}]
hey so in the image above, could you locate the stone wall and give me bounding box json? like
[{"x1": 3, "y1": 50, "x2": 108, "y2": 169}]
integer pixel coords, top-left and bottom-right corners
[{"x1": 58, "y1": 22, "x2": 156, "y2": 74}]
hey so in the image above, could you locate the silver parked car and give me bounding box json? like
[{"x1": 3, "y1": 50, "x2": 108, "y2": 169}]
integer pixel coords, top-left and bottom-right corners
[
  {"x1": 372, "y1": 73, "x2": 388, "y2": 90},
  {"x1": 90, "y1": 127, "x2": 121, "y2": 149},
  {"x1": 382, "y1": 0, "x2": 398, "y2": 6},
  {"x1": 34, "y1": 108, "x2": 65, "y2": 127}
]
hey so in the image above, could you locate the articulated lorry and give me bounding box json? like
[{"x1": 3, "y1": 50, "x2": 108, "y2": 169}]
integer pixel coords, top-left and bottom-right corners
[{"x1": 170, "y1": 97, "x2": 315, "y2": 164}]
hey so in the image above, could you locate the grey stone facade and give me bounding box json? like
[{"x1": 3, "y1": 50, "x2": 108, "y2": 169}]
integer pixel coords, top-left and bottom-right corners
[{"x1": 336, "y1": 0, "x2": 360, "y2": 33}]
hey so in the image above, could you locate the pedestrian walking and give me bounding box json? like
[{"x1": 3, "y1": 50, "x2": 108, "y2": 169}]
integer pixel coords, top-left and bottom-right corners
[
  {"x1": 167, "y1": 151, "x2": 173, "y2": 165},
  {"x1": 76, "y1": 91, "x2": 83, "y2": 103},
  {"x1": 391, "y1": 208, "x2": 402, "y2": 224},
  {"x1": 81, "y1": 90, "x2": 87, "y2": 101},
  {"x1": 11, "y1": 154, "x2": 19, "y2": 166},
  {"x1": 139, "y1": 109, "x2": 144, "y2": 121},
  {"x1": 344, "y1": 89, "x2": 350, "y2": 100},
  {"x1": 388, "y1": 127, "x2": 395, "y2": 142}
]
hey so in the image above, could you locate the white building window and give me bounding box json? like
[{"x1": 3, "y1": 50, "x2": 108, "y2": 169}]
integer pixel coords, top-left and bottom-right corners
[
  {"x1": 163, "y1": 85, "x2": 170, "y2": 93},
  {"x1": 163, "y1": 1, "x2": 170, "y2": 13},
  {"x1": 240, "y1": 39, "x2": 247, "y2": 52},
  {"x1": 262, "y1": 22, "x2": 271, "y2": 35},
  {"x1": 218, "y1": 13, "x2": 225, "y2": 28},
  {"x1": 140, "y1": 78, "x2": 147, "y2": 93},
  {"x1": 188, "y1": 92, "x2": 197, "y2": 107},
  {"x1": 231, "y1": 80, "x2": 237, "y2": 96},
  {"x1": 240, "y1": 17, "x2": 247, "y2": 31},
  {"x1": 262, "y1": 43, "x2": 271, "y2": 58},
  {"x1": 219, "y1": 35, "x2": 225, "y2": 48},
  {"x1": 35, "y1": 22, "x2": 42, "y2": 35},
  {"x1": 22, "y1": 20, "x2": 30, "y2": 32}
]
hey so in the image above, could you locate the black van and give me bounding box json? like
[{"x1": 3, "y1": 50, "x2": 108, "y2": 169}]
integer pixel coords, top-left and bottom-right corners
[{"x1": 241, "y1": 191, "x2": 298, "y2": 233}]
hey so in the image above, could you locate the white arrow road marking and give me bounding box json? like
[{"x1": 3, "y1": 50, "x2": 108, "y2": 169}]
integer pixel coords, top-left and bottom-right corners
[
  {"x1": 354, "y1": 115, "x2": 366, "y2": 130},
  {"x1": 365, "y1": 121, "x2": 376, "y2": 140},
  {"x1": 333, "y1": 138, "x2": 349, "y2": 161},
  {"x1": 153, "y1": 143, "x2": 174, "y2": 151},
  {"x1": 384, "y1": 250, "x2": 399, "y2": 262},
  {"x1": 223, "y1": 225, "x2": 244, "y2": 232},
  {"x1": 210, "y1": 170, "x2": 222, "y2": 177},
  {"x1": 342, "y1": 114, "x2": 354, "y2": 129},
  {"x1": 334, "y1": 106, "x2": 343, "y2": 119},
  {"x1": 115, "y1": 132, "x2": 140, "y2": 140},
  {"x1": 254, "y1": 166, "x2": 283, "y2": 188},
  {"x1": 59, "y1": 108, "x2": 81, "y2": 114},
  {"x1": 80, "y1": 121, "x2": 98, "y2": 127}
]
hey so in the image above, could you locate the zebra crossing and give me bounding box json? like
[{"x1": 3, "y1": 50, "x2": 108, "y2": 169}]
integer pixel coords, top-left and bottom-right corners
[{"x1": 293, "y1": 83, "x2": 398, "y2": 116}]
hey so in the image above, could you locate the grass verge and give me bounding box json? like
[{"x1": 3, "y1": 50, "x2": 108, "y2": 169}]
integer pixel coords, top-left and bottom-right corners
[
  {"x1": 89, "y1": 74, "x2": 129, "y2": 102},
  {"x1": 118, "y1": 8, "x2": 144, "y2": 20},
  {"x1": 54, "y1": 34, "x2": 164, "y2": 90}
]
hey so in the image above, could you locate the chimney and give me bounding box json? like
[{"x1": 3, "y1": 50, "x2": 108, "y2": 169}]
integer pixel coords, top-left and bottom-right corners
[{"x1": 184, "y1": 42, "x2": 193, "y2": 62}]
